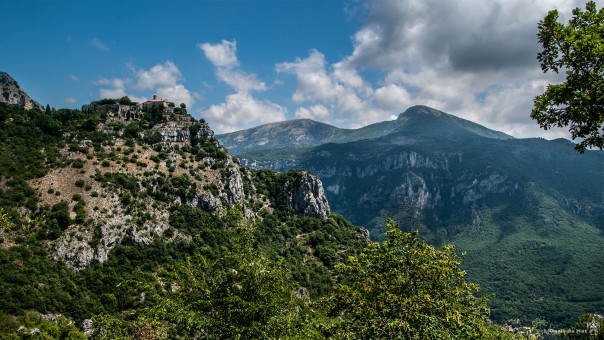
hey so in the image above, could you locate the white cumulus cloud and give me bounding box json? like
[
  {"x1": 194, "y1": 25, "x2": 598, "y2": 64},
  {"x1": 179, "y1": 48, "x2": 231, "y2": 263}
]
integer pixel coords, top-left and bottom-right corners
[
  {"x1": 276, "y1": 49, "x2": 397, "y2": 127},
  {"x1": 277, "y1": 50, "x2": 341, "y2": 103},
  {"x1": 199, "y1": 39, "x2": 286, "y2": 133},
  {"x1": 199, "y1": 40, "x2": 267, "y2": 92},
  {"x1": 373, "y1": 84, "x2": 412, "y2": 112},
  {"x1": 275, "y1": 0, "x2": 597, "y2": 139},
  {"x1": 94, "y1": 61, "x2": 195, "y2": 109},
  {"x1": 199, "y1": 40, "x2": 239, "y2": 68},
  {"x1": 216, "y1": 68, "x2": 267, "y2": 92},
  {"x1": 200, "y1": 92, "x2": 286, "y2": 133},
  {"x1": 134, "y1": 61, "x2": 182, "y2": 91},
  {"x1": 156, "y1": 84, "x2": 194, "y2": 109}
]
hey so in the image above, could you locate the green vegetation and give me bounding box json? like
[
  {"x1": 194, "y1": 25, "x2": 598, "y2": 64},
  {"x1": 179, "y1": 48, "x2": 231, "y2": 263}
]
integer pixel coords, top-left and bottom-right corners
[
  {"x1": 0, "y1": 98, "x2": 585, "y2": 338},
  {"x1": 0, "y1": 311, "x2": 87, "y2": 339},
  {"x1": 118, "y1": 211, "x2": 314, "y2": 339},
  {"x1": 62, "y1": 214, "x2": 513, "y2": 339},
  {"x1": 532, "y1": 1, "x2": 604, "y2": 152},
  {"x1": 118, "y1": 96, "x2": 133, "y2": 105},
  {"x1": 317, "y1": 219, "x2": 517, "y2": 339},
  {"x1": 227, "y1": 112, "x2": 604, "y2": 329},
  {"x1": 0, "y1": 202, "x2": 368, "y2": 338},
  {"x1": 563, "y1": 313, "x2": 604, "y2": 339}
]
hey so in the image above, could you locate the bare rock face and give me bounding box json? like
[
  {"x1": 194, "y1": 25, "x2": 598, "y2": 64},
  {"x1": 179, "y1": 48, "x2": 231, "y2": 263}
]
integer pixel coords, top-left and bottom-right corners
[
  {"x1": 225, "y1": 158, "x2": 246, "y2": 204},
  {"x1": 157, "y1": 129, "x2": 191, "y2": 143},
  {"x1": 358, "y1": 227, "x2": 370, "y2": 242},
  {"x1": 195, "y1": 120, "x2": 216, "y2": 142},
  {"x1": 287, "y1": 171, "x2": 330, "y2": 219},
  {"x1": 52, "y1": 209, "x2": 171, "y2": 269},
  {"x1": 81, "y1": 319, "x2": 94, "y2": 336},
  {"x1": 196, "y1": 192, "x2": 222, "y2": 212},
  {"x1": 142, "y1": 115, "x2": 217, "y2": 144},
  {"x1": 52, "y1": 232, "x2": 96, "y2": 269},
  {"x1": 0, "y1": 72, "x2": 45, "y2": 110}
]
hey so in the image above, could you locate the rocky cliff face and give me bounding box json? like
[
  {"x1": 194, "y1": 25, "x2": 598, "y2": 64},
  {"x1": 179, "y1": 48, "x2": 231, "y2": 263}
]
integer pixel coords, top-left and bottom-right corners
[
  {"x1": 230, "y1": 108, "x2": 604, "y2": 244},
  {"x1": 297, "y1": 148, "x2": 523, "y2": 225},
  {"x1": 286, "y1": 171, "x2": 330, "y2": 219},
  {"x1": 239, "y1": 147, "x2": 522, "y2": 225},
  {"x1": 0, "y1": 72, "x2": 44, "y2": 110},
  {"x1": 153, "y1": 115, "x2": 216, "y2": 144}
]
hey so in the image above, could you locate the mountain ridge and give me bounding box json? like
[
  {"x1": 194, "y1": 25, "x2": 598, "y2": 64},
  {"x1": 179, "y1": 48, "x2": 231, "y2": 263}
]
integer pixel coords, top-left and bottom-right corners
[
  {"x1": 217, "y1": 105, "x2": 513, "y2": 156},
  {"x1": 395, "y1": 105, "x2": 514, "y2": 140}
]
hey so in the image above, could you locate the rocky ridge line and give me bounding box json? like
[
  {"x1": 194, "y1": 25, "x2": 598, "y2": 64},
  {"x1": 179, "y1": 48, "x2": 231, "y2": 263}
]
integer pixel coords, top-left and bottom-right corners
[{"x1": 0, "y1": 72, "x2": 45, "y2": 111}]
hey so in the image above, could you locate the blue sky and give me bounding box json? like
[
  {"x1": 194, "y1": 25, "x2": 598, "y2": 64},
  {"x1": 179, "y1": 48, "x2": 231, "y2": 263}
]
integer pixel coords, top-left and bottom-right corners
[{"x1": 2, "y1": 0, "x2": 600, "y2": 137}]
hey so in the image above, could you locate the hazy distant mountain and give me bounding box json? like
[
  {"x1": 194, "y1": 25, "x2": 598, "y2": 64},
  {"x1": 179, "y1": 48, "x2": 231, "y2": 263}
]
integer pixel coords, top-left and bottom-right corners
[
  {"x1": 217, "y1": 105, "x2": 513, "y2": 156},
  {"x1": 217, "y1": 105, "x2": 604, "y2": 326},
  {"x1": 0, "y1": 72, "x2": 44, "y2": 110}
]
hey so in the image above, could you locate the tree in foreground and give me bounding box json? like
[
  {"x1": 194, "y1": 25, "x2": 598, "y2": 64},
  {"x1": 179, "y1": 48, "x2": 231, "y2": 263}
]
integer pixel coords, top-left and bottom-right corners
[
  {"x1": 143, "y1": 226, "x2": 312, "y2": 339},
  {"x1": 532, "y1": 1, "x2": 604, "y2": 153},
  {"x1": 317, "y1": 219, "x2": 520, "y2": 339},
  {"x1": 93, "y1": 207, "x2": 316, "y2": 339},
  {"x1": 563, "y1": 313, "x2": 604, "y2": 339}
]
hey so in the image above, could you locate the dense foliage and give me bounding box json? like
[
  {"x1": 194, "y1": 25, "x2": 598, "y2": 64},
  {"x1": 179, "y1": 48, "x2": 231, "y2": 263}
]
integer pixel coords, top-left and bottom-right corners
[
  {"x1": 317, "y1": 219, "x2": 514, "y2": 339},
  {"x1": 97, "y1": 209, "x2": 318, "y2": 339},
  {"x1": 0, "y1": 204, "x2": 369, "y2": 338},
  {"x1": 532, "y1": 1, "x2": 604, "y2": 153},
  {"x1": 563, "y1": 313, "x2": 604, "y2": 339}
]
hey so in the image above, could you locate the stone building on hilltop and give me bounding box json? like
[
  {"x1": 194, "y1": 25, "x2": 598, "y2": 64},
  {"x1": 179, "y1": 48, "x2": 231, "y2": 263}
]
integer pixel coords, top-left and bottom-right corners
[{"x1": 143, "y1": 94, "x2": 169, "y2": 110}]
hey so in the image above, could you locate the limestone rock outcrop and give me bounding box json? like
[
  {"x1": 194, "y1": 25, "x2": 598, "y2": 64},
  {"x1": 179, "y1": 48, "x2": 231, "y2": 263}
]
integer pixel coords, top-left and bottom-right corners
[
  {"x1": 287, "y1": 171, "x2": 330, "y2": 219},
  {"x1": 0, "y1": 72, "x2": 45, "y2": 110},
  {"x1": 358, "y1": 227, "x2": 370, "y2": 242}
]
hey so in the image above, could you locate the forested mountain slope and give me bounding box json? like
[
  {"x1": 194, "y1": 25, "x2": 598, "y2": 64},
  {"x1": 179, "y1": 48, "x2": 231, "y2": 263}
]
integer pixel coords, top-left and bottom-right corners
[{"x1": 219, "y1": 105, "x2": 604, "y2": 327}]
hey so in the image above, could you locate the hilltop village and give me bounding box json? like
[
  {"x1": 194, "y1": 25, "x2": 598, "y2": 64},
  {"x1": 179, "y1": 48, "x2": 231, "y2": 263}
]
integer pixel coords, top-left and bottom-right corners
[
  {"x1": 89, "y1": 95, "x2": 180, "y2": 120},
  {"x1": 84, "y1": 95, "x2": 204, "y2": 144}
]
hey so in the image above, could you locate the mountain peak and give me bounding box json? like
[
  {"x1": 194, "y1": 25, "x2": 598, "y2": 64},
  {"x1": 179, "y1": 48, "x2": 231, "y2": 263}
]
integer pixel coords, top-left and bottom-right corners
[
  {"x1": 396, "y1": 105, "x2": 513, "y2": 140},
  {"x1": 397, "y1": 105, "x2": 447, "y2": 120},
  {"x1": 0, "y1": 72, "x2": 44, "y2": 111}
]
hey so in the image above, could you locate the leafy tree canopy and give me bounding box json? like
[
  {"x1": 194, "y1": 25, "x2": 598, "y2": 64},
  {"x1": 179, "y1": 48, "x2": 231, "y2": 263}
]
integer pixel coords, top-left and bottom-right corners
[
  {"x1": 118, "y1": 96, "x2": 133, "y2": 105},
  {"x1": 532, "y1": 1, "x2": 604, "y2": 153},
  {"x1": 317, "y1": 219, "x2": 518, "y2": 339},
  {"x1": 562, "y1": 313, "x2": 604, "y2": 339}
]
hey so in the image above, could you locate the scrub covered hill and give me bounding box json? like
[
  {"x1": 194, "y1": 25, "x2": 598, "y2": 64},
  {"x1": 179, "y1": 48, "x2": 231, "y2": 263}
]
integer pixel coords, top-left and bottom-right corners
[{"x1": 0, "y1": 98, "x2": 358, "y2": 337}]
